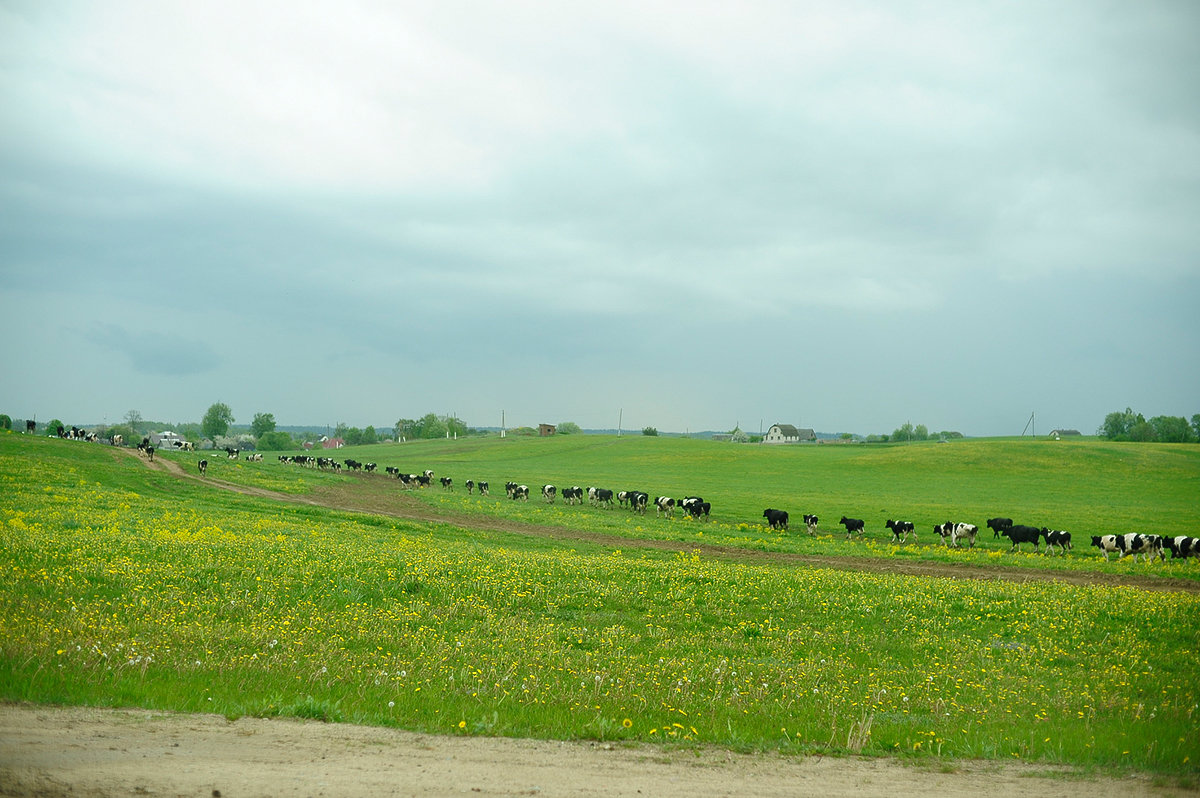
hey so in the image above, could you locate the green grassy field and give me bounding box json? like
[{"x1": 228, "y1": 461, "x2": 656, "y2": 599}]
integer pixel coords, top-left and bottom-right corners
[{"x1": 1, "y1": 432, "x2": 1198, "y2": 778}]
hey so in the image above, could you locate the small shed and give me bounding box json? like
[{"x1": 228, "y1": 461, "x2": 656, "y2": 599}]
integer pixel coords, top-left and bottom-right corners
[
  {"x1": 763, "y1": 424, "x2": 816, "y2": 444},
  {"x1": 538, "y1": 424, "x2": 557, "y2": 437}
]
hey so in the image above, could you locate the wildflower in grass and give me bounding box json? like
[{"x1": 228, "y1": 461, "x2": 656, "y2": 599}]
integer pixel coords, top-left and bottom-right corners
[{"x1": 622, "y1": 718, "x2": 632, "y2": 728}]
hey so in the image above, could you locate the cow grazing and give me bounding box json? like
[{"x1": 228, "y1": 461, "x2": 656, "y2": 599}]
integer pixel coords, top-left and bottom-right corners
[
  {"x1": 465, "y1": 479, "x2": 475, "y2": 494},
  {"x1": 542, "y1": 484, "x2": 557, "y2": 503},
  {"x1": 987, "y1": 517, "x2": 1014, "y2": 538},
  {"x1": 478, "y1": 481, "x2": 489, "y2": 496},
  {"x1": 951, "y1": 523, "x2": 978, "y2": 549},
  {"x1": 197, "y1": 459, "x2": 208, "y2": 475},
  {"x1": 839, "y1": 516, "x2": 865, "y2": 539},
  {"x1": 803, "y1": 514, "x2": 819, "y2": 536},
  {"x1": 885, "y1": 519, "x2": 915, "y2": 543},
  {"x1": 1001, "y1": 524, "x2": 1041, "y2": 552},
  {"x1": 225, "y1": 447, "x2": 239, "y2": 459},
  {"x1": 763, "y1": 509, "x2": 789, "y2": 530},
  {"x1": 1040, "y1": 528, "x2": 1072, "y2": 555}
]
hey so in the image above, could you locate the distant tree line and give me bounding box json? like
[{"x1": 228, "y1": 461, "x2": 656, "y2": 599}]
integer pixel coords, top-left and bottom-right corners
[
  {"x1": 866, "y1": 423, "x2": 964, "y2": 443},
  {"x1": 1099, "y1": 408, "x2": 1198, "y2": 443}
]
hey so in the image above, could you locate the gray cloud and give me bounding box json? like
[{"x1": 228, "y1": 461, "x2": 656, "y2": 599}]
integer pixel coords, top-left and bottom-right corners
[{"x1": 83, "y1": 323, "x2": 220, "y2": 377}]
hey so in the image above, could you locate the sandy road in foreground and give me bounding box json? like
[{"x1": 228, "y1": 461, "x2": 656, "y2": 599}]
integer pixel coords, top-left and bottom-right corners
[{"x1": 1, "y1": 705, "x2": 1185, "y2": 798}]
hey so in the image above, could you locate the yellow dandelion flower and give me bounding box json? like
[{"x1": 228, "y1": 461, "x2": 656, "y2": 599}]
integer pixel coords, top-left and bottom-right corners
[{"x1": 622, "y1": 718, "x2": 632, "y2": 728}]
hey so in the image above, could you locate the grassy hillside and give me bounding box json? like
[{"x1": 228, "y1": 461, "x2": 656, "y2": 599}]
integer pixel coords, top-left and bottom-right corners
[{"x1": 2, "y1": 432, "x2": 1198, "y2": 778}]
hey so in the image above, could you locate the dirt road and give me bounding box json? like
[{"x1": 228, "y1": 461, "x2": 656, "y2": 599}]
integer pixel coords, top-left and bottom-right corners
[{"x1": 1, "y1": 705, "x2": 1183, "y2": 798}]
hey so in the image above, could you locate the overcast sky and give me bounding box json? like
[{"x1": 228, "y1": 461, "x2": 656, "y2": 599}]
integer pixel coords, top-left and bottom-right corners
[{"x1": 2, "y1": 1, "x2": 1197, "y2": 436}]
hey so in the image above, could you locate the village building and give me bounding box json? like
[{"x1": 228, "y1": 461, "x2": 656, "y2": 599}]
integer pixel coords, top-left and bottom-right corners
[
  {"x1": 763, "y1": 424, "x2": 816, "y2": 444},
  {"x1": 538, "y1": 424, "x2": 556, "y2": 437}
]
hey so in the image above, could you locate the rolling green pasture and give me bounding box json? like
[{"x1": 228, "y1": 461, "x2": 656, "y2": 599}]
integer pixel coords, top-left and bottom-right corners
[
  {"x1": 183, "y1": 433, "x2": 1200, "y2": 582},
  {"x1": 2, "y1": 432, "x2": 1198, "y2": 778}
]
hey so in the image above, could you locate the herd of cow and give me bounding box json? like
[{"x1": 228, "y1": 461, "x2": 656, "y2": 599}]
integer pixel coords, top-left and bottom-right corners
[{"x1": 254, "y1": 456, "x2": 1200, "y2": 565}]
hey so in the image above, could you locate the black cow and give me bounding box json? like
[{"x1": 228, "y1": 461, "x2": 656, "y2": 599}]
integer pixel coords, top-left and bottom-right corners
[
  {"x1": 1040, "y1": 528, "x2": 1072, "y2": 555},
  {"x1": 478, "y1": 481, "x2": 489, "y2": 496},
  {"x1": 25, "y1": 419, "x2": 35, "y2": 433},
  {"x1": 885, "y1": 519, "x2": 915, "y2": 543},
  {"x1": 683, "y1": 499, "x2": 710, "y2": 519},
  {"x1": 1001, "y1": 524, "x2": 1041, "y2": 552},
  {"x1": 440, "y1": 476, "x2": 454, "y2": 490},
  {"x1": 593, "y1": 488, "x2": 614, "y2": 508},
  {"x1": 465, "y1": 479, "x2": 475, "y2": 494},
  {"x1": 197, "y1": 459, "x2": 208, "y2": 476},
  {"x1": 839, "y1": 516, "x2": 865, "y2": 539},
  {"x1": 803, "y1": 514, "x2": 819, "y2": 536},
  {"x1": 763, "y1": 509, "x2": 789, "y2": 530},
  {"x1": 145, "y1": 445, "x2": 154, "y2": 462},
  {"x1": 987, "y1": 517, "x2": 1014, "y2": 538}
]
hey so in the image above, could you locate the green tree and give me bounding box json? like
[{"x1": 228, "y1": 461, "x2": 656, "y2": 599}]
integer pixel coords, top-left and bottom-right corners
[
  {"x1": 913, "y1": 424, "x2": 929, "y2": 441},
  {"x1": 1128, "y1": 419, "x2": 1156, "y2": 442},
  {"x1": 256, "y1": 430, "x2": 295, "y2": 451},
  {"x1": 1100, "y1": 407, "x2": 1139, "y2": 440},
  {"x1": 1192, "y1": 414, "x2": 1200, "y2": 441},
  {"x1": 343, "y1": 427, "x2": 364, "y2": 446},
  {"x1": 0, "y1": 414, "x2": 10, "y2": 431},
  {"x1": 418, "y1": 413, "x2": 447, "y2": 439},
  {"x1": 395, "y1": 419, "x2": 417, "y2": 441},
  {"x1": 362, "y1": 425, "x2": 378, "y2": 444},
  {"x1": 251, "y1": 412, "x2": 276, "y2": 438},
  {"x1": 642, "y1": 426, "x2": 658, "y2": 436},
  {"x1": 557, "y1": 421, "x2": 582, "y2": 435},
  {"x1": 892, "y1": 422, "x2": 914, "y2": 442},
  {"x1": 47, "y1": 419, "x2": 63, "y2": 436},
  {"x1": 1149, "y1": 415, "x2": 1194, "y2": 443},
  {"x1": 201, "y1": 402, "x2": 234, "y2": 441}
]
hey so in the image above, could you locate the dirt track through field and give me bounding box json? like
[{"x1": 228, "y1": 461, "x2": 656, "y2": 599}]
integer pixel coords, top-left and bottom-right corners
[{"x1": 130, "y1": 448, "x2": 1200, "y2": 594}]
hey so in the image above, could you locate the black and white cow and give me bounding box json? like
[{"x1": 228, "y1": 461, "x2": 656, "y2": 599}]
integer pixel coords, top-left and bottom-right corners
[
  {"x1": 987, "y1": 517, "x2": 1014, "y2": 538},
  {"x1": 839, "y1": 516, "x2": 865, "y2": 539},
  {"x1": 441, "y1": 476, "x2": 454, "y2": 490},
  {"x1": 933, "y1": 522, "x2": 956, "y2": 545},
  {"x1": 542, "y1": 484, "x2": 556, "y2": 503},
  {"x1": 763, "y1": 508, "x2": 789, "y2": 530},
  {"x1": 1164, "y1": 536, "x2": 1200, "y2": 560},
  {"x1": 1040, "y1": 528, "x2": 1072, "y2": 555},
  {"x1": 563, "y1": 486, "x2": 584, "y2": 505},
  {"x1": 655, "y1": 496, "x2": 676, "y2": 516},
  {"x1": 197, "y1": 459, "x2": 208, "y2": 475},
  {"x1": 629, "y1": 491, "x2": 649, "y2": 514},
  {"x1": 885, "y1": 519, "x2": 915, "y2": 543},
  {"x1": 593, "y1": 488, "x2": 614, "y2": 508},
  {"x1": 1091, "y1": 533, "x2": 1163, "y2": 563},
  {"x1": 510, "y1": 484, "x2": 530, "y2": 501},
  {"x1": 465, "y1": 479, "x2": 475, "y2": 494},
  {"x1": 682, "y1": 499, "x2": 710, "y2": 519},
  {"x1": 951, "y1": 523, "x2": 978, "y2": 549},
  {"x1": 1001, "y1": 524, "x2": 1041, "y2": 552},
  {"x1": 478, "y1": 481, "x2": 489, "y2": 496},
  {"x1": 803, "y1": 514, "x2": 819, "y2": 536}
]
